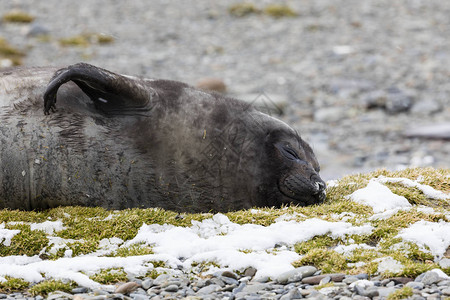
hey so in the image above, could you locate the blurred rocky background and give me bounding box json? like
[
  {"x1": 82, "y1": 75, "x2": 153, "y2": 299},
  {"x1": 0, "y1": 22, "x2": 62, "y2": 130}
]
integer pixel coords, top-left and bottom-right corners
[{"x1": 1, "y1": 0, "x2": 449, "y2": 180}]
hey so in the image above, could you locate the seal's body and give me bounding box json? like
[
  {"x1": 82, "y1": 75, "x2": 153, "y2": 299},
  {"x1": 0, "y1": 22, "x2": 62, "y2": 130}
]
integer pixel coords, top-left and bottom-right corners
[{"x1": 0, "y1": 63, "x2": 326, "y2": 212}]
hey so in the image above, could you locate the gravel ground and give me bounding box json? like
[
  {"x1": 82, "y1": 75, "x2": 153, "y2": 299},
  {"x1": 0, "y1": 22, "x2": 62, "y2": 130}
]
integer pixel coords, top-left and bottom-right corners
[{"x1": 2, "y1": 0, "x2": 450, "y2": 180}]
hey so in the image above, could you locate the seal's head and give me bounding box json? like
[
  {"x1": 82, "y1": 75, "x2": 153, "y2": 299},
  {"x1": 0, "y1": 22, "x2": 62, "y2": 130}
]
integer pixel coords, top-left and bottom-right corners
[{"x1": 265, "y1": 126, "x2": 326, "y2": 206}]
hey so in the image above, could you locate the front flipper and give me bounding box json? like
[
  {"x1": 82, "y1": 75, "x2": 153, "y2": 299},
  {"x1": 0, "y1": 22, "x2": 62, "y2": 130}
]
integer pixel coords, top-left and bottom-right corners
[{"x1": 44, "y1": 63, "x2": 154, "y2": 115}]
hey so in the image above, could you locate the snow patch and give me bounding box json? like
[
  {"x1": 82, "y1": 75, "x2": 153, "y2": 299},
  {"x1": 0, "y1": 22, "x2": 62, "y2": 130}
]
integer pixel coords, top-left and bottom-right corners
[
  {"x1": 0, "y1": 224, "x2": 20, "y2": 246},
  {"x1": 377, "y1": 176, "x2": 449, "y2": 200},
  {"x1": 397, "y1": 220, "x2": 450, "y2": 258},
  {"x1": 375, "y1": 257, "x2": 404, "y2": 274},
  {"x1": 345, "y1": 180, "x2": 412, "y2": 213}
]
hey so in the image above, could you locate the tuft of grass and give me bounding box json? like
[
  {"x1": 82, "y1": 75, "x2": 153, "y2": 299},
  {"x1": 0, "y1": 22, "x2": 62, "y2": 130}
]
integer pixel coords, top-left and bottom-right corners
[
  {"x1": 314, "y1": 282, "x2": 334, "y2": 290},
  {"x1": 294, "y1": 235, "x2": 341, "y2": 254},
  {"x1": 228, "y1": 3, "x2": 261, "y2": 17},
  {"x1": 0, "y1": 38, "x2": 25, "y2": 66},
  {"x1": 29, "y1": 280, "x2": 75, "y2": 296},
  {"x1": 2, "y1": 10, "x2": 34, "y2": 23},
  {"x1": 146, "y1": 269, "x2": 162, "y2": 279},
  {"x1": 0, "y1": 277, "x2": 29, "y2": 293},
  {"x1": 293, "y1": 248, "x2": 347, "y2": 273},
  {"x1": 58, "y1": 33, "x2": 114, "y2": 47},
  {"x1": 111, "y1": 243, "x2": 154, "y2": 257},
  {"x1": 58, "y1": 35, "x2": 89, "y2": 47},
  {"x1": 0, "y1": 224, "x2": 48, "y2": 256},
  {"x1": 263, "y1": 4, "x2": 298, "y2": 18},
  {"x1": 89, "y1": 268, "x2": 128, "y2": 284},
  {"x1": 387, "y1": 286, "x2": 413, "y2": 300}
]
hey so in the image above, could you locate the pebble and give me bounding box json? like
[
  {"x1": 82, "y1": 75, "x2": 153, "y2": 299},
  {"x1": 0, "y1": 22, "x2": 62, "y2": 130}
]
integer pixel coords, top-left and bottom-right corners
[
  {"x1": 114, "y1": 282, "x2": 140, "y2": 294},
  {"x1": 276, "y1": 266, "x2": 317, "y2": 284}
]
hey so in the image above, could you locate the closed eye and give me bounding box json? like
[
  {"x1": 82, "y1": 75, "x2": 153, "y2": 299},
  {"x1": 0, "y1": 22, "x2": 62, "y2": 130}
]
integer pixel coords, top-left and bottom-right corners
[{"x1": 275, "y1": 144, "x2": 301, "y2": 161}]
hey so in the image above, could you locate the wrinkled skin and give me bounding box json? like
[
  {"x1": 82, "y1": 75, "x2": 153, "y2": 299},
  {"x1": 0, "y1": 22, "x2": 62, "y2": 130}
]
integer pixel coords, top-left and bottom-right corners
[{"x1": 0, "y1": 63, "x2": 326, "y2": 212}]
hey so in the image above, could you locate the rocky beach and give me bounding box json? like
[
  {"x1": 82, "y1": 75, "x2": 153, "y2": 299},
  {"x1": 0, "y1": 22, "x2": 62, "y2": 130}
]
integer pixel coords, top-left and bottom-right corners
[
  {"x1": 1, "y1": 1, "x2": 449, "y2": 300},
  {"x1": 1, "y1": 0, "x2": 449, "y2": 180}
]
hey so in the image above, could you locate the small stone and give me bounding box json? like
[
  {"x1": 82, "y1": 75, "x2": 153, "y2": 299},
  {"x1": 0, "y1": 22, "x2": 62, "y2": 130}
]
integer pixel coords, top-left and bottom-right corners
[
  {"x1": 253, "y1": 276, "x2": 269, "y2": 283},
  {"x1": 438, "y1": 258, "x2": 450, "y2": 269},
  {"x1": 343, "y1": 276, "x2": 358, "y2": 284},
  {"x1": 438, "y1": 280, "x2": 450, "y2": 286},
  {"x1": 242, "y1": 282, "x2": 266, "y2": 294},
  {"x1": 141, "y1": 278, "x2": 153, "y2": 290},
  {"x1": 417, "y1": 270, "x2": 440, "y2": 285},
  {"x1": 232, "y1": 282, "x2": 246, "y2": 294},
  {"x1": 220, "y1": 276, "x2": 239, "y2": 286},
  {"x1": 384, "y1": 87, "x2": 413, "y2": 114},
  {"x1": 153, "y1": 274, "x2": 170, "y2": 286},
  {"x1": 442, "y1": 288, "x2": 450, "y2": 296},
  {"x1": 355, "y1": 274, "x2": 369, "y2": 280},
  {"x1": 276, "y1": 266, "x2": 317, "y2": 284},
  {"x1": 47, "y1": 291, "x2": 73, "y2": 300},
  {"x1": 380, "y1": 279, "x2": 391, "y2": 286},
  {"x1": 0, "y1": 295, "x2": 7, "y2": 299},
  {"x1": 25, "y1": 23, "x2": 50, "y2": 37},
  {"x1": 314, "y1": 107, "x2": 350, "y2": 123},
  {"x1": 302, "y1": 274, "x2": 345, "y2": 285},
  {"x1": 377, "y1": 287, "x2": 396, "y2": 298},
  {"x1": 129, "y1": 294, "x2": 149, "y2": 300},
  {"x1": 411, "y1": 99, "x2": 442, "y2": 115},
  {"x1": 390, "y1": 277, "x2": 413, "y2": 285},
  {"x1": 196, "y1": 284, "x2": 220, "y2": 295},
  {"x1": 404, "y1": 123, "x2": 450, "y2": 140},
  {"x1": 221, "y1": 271, "x2": 238, "y2": 280},
  {"x1": 196, "y1": 78, "x2": 227, "y2": 93},
  {"x1": 280, "y1": 287, "x2": 301, "y2": 300},
  {"x1": 406, "y1": 281, "x2": 425, "y2": 290},
  {"x1": 71, "y1": 287, "x2": 89, "y2": 294},
  {"x1": 115, "y1": 282, "x2": 140, "y2": 294},
  {"x1": 164, "y1": 284, "x2": 179, "y2": 292},
  {"x1": 244, "y1": 266, "x2": 257, "y2": 278}
]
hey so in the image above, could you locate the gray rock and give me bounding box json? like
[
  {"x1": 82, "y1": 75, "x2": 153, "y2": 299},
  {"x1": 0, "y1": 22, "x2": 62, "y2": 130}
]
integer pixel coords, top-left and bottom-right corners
[
  {"x1": 313, "y1": 107, "x2": 350, "y2": 123},
  {"x1": 417, "y1": 270, "x2": 440, "y2": 285},
  {"x1": 244, "y1": 266, "x2": 257, "y2": 278},
  {"x1": 404, "y1": 123, "x2": 450, "y2": 140},
  {"x1": 25, "y1": 23, "x2": 50, "y2": 37},
  {"x1": 377, "y1": 287, "x2": 396, "y2": 298},
  {"x1": 279, "y1": 287, "x2": 301, "y2": 300},
  {"x1": 196, "y1": 284, "x2": 221, "y2": 295},
  {"x1": 385, "y1": 87, "x2": 413, "y2": 114},
  {"x1": 47, "y1": 291, "x2": 73, "y2": 300},
  {"x1": 221, "y1": 271, "x2": 239, "y2": 280},
  {"x1": 406, "y1": 281, "x2": 425, "y2": 290},
  {"x1": 71, "y1": 287, "x2": 89, "y2": 294},
  {"x1": 276, "y1": 266, "x2": 317, "y2": 284},
  {"x1": 115, "y1": 282, "x2": 140, "y2": 294},
  {"x1": 152, "y1": 274, "x2": 170, "y2": 286},
  {"x1": 164, "y1": 284, "x2": 179, "y2": 292},
  {"x1": 302, "y1": 274, "x2": 345, "y2": 285},
  {"x1": 438, "y1": 258, "x2": 450, "y2": 269},
  {"x1": 241, "y1": 282, "x2": 266, "y2": 294},
  {"x1": 141, "y1": 278, "x2": 154, "y2": 290},
  {"x1": 442, "y1": 287, "x2": 450, "y2": 296},
  {"x1": 411, "y1": 99, "x2": 442, "y2": 115},
  {"x1": 220, "y1": 276, "x2": 239, "y2": 286},
  {"x1": 129, "y1": 294, "x2": 149, "y2": 300}
]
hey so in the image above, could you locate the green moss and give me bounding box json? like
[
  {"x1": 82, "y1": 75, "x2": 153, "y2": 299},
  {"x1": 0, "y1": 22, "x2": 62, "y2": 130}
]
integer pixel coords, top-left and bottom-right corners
[
  {"x1": 387, "y1": 286, "x2": 413, "y2": 300},
  {"x1": 59, "y1": 35, "x2": 89, "y2": 47},
  {"x1": 294, "y1": 235, "x2": 340, "y2": 254},
  {"x1": 112, "y1": 243, "x2": 154, "y2": 257},
  {"x1": 150, "y1": 260, "x2": 167, "y2": 268},
  {"x1": 0, "y1": 224, "x2": 48, "y2": 256},
  {"x1": 0, "y1": 38, "x2": 25, "y2": 66},
  {"x1": 314, "y1": 282, "x2": 334, "y2": 290},
  {"x1": 146, "y1": 269, "x2": 162, "y2": 279},
  {"x1": 66, "y1": 239, "x2": 99, "y2": 256},
  {"x1": 58, "y1": 33, "x2": 114, "y2": 48},
  {"x1": 293, "y1": 248, "x2": 347, "y2": 273},
  {"x1": 263, "y1": 4, "x2": 298, "y2": 18},
  {"x1": 2, "y1": 10, "x2": 34, "y2": 23},
  {"x1": 89, "y1": 268, "x2": 128, "y2": 284},
  {"x1": 29, "y1": 280, "x2": 75, "y2": 296},
  {"x1": 0, "y1": 277, "x2": 29, "y2": 293},
  {"x1": 228, "y1": 3, "x2": 261, "y2": 17}
]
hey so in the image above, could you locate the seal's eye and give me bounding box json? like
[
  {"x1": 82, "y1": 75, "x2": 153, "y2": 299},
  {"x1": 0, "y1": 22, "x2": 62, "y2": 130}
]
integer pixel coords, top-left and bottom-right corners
[{"x1": 277, "y1": 144, "x2": 300, "y2": 161}]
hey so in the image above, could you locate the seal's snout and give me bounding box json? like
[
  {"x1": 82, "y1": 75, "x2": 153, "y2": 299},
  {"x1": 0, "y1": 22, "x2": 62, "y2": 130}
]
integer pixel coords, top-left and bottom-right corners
[{"x1": 310, "y1": 173, "x2": 326, "y2": 202}]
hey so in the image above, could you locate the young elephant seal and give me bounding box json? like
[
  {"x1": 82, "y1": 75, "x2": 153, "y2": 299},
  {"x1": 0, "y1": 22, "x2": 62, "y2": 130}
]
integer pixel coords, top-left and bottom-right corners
[{"x1": 0, "y1": 63, "x2": 326, "y2": 212}]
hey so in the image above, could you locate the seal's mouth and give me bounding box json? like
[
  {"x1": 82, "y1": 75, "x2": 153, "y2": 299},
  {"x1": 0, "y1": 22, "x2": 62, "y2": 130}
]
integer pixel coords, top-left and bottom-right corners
[{"x1": 278, "y1": 174, "x2": 327, "y2": 205}]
